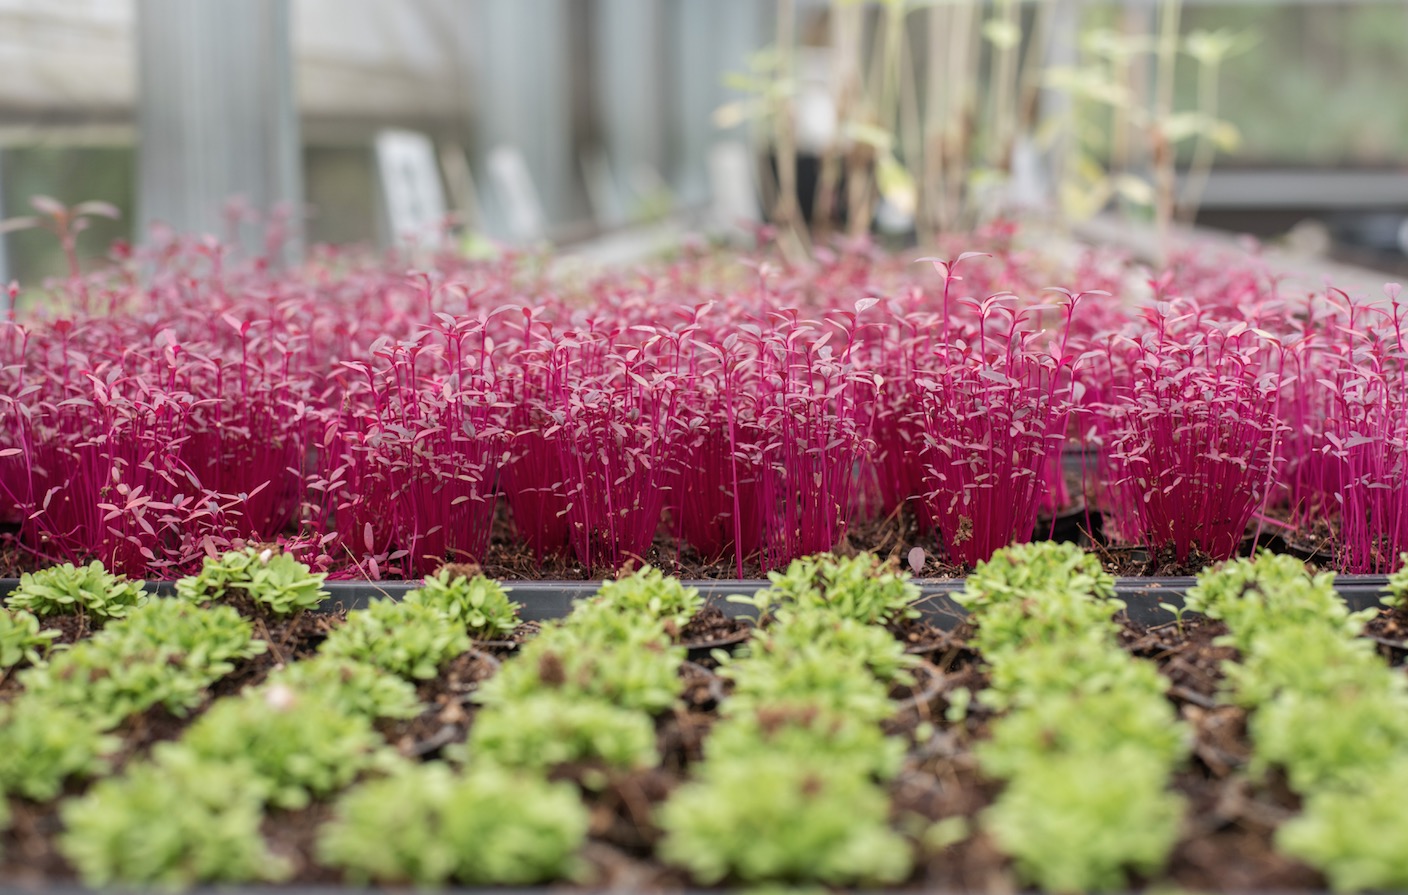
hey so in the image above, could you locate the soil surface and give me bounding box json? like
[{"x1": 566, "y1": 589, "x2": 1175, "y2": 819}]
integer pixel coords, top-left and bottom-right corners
[
  {"x1": 0, "y1": 500, "x2": 1372, "y2": 583},
  {"x1": 469, "y1": 501, "x2": 1330, "y2": 582},
  {"x1": 470, "y1": 501, "x2": 974, "y2": 581},
  {"x1": 8, "y1": 594, "x2": 1401, "y2": 891}
]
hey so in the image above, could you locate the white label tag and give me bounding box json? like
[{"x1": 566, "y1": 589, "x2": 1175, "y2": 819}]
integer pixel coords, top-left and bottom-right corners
[{"x1": 375, "y1": 129, "x2": 448, "y2": 247}]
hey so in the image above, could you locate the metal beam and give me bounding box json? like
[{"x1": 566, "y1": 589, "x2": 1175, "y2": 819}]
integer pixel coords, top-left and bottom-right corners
[
  {"x1": 671, "y1": 0, "x2": 768, "y2": 209},
  {"x1": 1181, "y1": 169, "x2": 1408, "y2": 209},
  {"x1": 0, "y1": 148, "x2": 9, "y2": 299},
  {"x1": 135, "y1": 0, "x2": 301, "y2": 262},
  {"x1": 592, "y1": 0, "x2": 665, "y2": 226},
  {"x1": 471, "y1": 0, "x2": 583, "y2": 242}
]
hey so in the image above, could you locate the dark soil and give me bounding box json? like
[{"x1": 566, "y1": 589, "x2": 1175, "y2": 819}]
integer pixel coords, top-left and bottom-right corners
[
  {"x1": 211, "y1": 597, "x2": 348, "y2": 698},
  {"x1": 0, "y1": 799, "x2": 68, "y2": 886},
  {"x1": 378, "y1": 649, "x2": 500, "y2": 760},
  {"x1": 1093, "y1": 542, "x2": 1220, "y2": 578},
  {"x1": 1120, "y1": 615, "x2": 1236, "y2": 706},
  {"x1": 262, "y1": 803, "x2": 342, "y2": 885},
  {"x1": 1363, "y1": 604, "x2": 1408, "y2": 664},
  {"x1": 15, "y1": 600, "x2": 1408, "y2": 891},
  {"x1": 0, "y1": 497, "x2": 1369, "y2": 584},
  {"x1": 0, "y1": 540, "x2": 27, "y2": 579},
  {"x1": 472, "y1": 619, "x2": 541, "y2": 659},
  {"x1": 472, "y1": 500, "x2": 973, "y2": 581},
  {"x1": 462, "y1": 498, "x2": 1125, "y2": 581},
  {"x1": 465, "y1": 499, "x2": 1341, "y2": 582},
  {"x1": 673, "y1": 605, "x2": 751, "y2": 659},
  {"x1": 1166, "y1": 770, "x2": 1320, "y2": 893},
  {"x1": 890, "y1": 614, "x2": 964, "y2": 656},
  {"x1": 36, "y1": 613, "x2": 99, "y2": 647},
  {"x1": 1266, "y1": 514, "x2": 1337, "y2": 563}
]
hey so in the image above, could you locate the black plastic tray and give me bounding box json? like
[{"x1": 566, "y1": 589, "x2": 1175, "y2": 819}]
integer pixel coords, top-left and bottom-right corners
[
  {"x1": 0, "y1": 575, "x2": 1392, "y2": 629},
  {"x1": 0, "y1": 574, "x2": 1390, "y2": 895}
]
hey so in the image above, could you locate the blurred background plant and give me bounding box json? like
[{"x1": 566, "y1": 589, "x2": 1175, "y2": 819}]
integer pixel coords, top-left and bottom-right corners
[
  {"x1": 722, "y1": 0, "x2": 1268, "y2": 261},
  {"x1": 0, "y1": 0, "x2": 1403, "y2": 287}
]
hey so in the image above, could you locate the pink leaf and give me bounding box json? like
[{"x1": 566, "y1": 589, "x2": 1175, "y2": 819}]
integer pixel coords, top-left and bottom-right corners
[
  {"x1": 907, "y1": 546, "x2": 925, "y2": 573},
  {"x1": 73, "y1": 201, "x2": 121, "y2": 220},
  {"x1": 29, "y1": 195, "x2": 65, "y2": 217}
]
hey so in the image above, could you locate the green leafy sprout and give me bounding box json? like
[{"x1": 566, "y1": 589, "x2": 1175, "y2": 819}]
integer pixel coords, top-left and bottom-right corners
[
  {"x1": 982, "y1": 750, "x2": 1184, "y2": 893},
  {"x1": 175, "y1": 547, "x2": 328, "y2": 616},
  {"x1": 959, "y1": 543, "x2": 1189, "y2": 892},
  {"x1": 1180, "y1": 553, "x2": 1408, "y2": 888},
  {"x1": 318, "y1": 761, "x2": 589, "y2": 886},
  {"x1": 658, "y1": 753, "x2": 912, "y2": 886},
  {"x1": 174, "y1": 685, "x2": 397, "y2": 809},
  {"x1": 0, "y1": 606, "x2": 58, "y2": 669},
  {"x1": 60, "y1": 748, "x2": 288, "y2": 888},
  {"x1": 7, "y1": 560, "x2": 145, "y2": 621},
  {"x1": 462, "y1": 691, "x2": 659, "y2": 772},
  {"x1": 739, "y1": 553, "x2": 921, "y2": 626},
  {"x1": 18, "y1": 599, "x2": 264, "y2": 729},
  {"x1": 263, "y1": 655, "x2": 422, "y2": 720},
  {"x1": 592, "y1": 565, "x2": 703, "y2": 629},
  {"x1": 1278, "y1": 759, "x2": 1408, "y2": 893},
  {"x1": 407, "y1": 566, "x2": 521, "y2": 639},
  {"x1": 704, "y1": 701, "x2": 906, "y2": 781},
  {"x1": 320, "y1": 598, "x2": 470, "y2": 680},
  {"x1": 478, "y1": 606, "x2": 683, "y2": 714},
  {"x1": 0, "y1": 698, "x2": 118, "y2": 800}
]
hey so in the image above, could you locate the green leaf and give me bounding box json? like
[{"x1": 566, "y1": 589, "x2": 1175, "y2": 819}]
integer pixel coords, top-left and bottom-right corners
[
  {"x1": 320, "y1": 599, "x2": 470, "y2": 681},
  {"x1": 845, "y1": 121, "x2": 895, "y2": 152},
  {"x1": 1160, "y1": 112, "x2": 1207, "y2": 144},
  {"x1": 175, "y1": 548, "x2": 327, "y2": 617},
  {"x1": 319, "y1": 763, "x2": 588, "y2": 886},
  {"x1": 60, "y1": 750, "x2": 286, "y2": 887},
  {"x1": 1060, "y1": 178, "x2": 1113, "y2": 220},
  {"x1": 8, "y1": 560, "x2": 145, "y2": 621},
  {"x1": 982, "y1": 18, "x2": 1021, "y2": 50},
  {"x1": 464, "y1": 692, "x2": 658, "y2": 772},
  {"x1": 658, "y1": 754, "x2": 912, "y2": 885},
  {"x1": 0, "y1": 607, "x2": 59, "y2": 669},
  {"x1": 1209, "y1": 120, "x2": 1242, "y2": 152},
  {"x1": 0, "y1": 699, "x2": 118, "y2": 800},
  {"x1": 177, "y1": 688, "x2": 394, "y2": 810},
  {"x1": 1114, "y1": 174, "x2": 1155, "y2": 206},
  {"x1": 876, "y1": 155, "x2": 918, "y2": 216},
  {"x1": 18, "y1": 600, "x2": 264, "y2": 729},
  {"x1": 408, "y1": 567, "x2": 521, "y2": 639}
]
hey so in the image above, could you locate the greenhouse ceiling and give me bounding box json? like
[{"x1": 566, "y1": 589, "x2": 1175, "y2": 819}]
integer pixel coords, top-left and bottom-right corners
[{"x1": 0, "y1": 0, "x2": 472, "y2": 136}]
